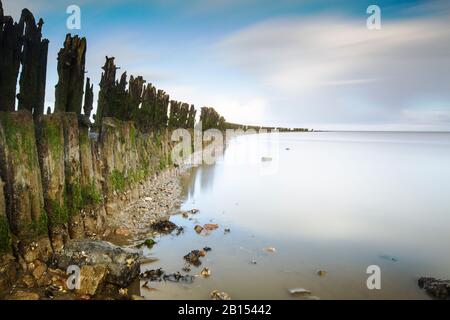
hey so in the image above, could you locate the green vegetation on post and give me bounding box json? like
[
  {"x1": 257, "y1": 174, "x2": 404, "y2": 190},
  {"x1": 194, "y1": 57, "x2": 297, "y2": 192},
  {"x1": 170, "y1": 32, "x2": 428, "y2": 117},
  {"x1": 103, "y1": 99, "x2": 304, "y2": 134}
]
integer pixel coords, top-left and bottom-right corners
[
  {"x1": 48, "y1": 200, "x2": 69, "y2": 227},
  {"x1": 81, "y1": 180, "x2": 102, "y2": 206},
  {"x1": 0, "y1": 112, "x2": 38, "y2": 170},
  {"x1": 40, "y1": 117, "x2": 63, "y2": 158},
  {"x1": 26, "y1": 210, "x2": 49, "y2": 237},
  {"x1": 109, "y1": 170, "x2": 126, "y2": 193}
]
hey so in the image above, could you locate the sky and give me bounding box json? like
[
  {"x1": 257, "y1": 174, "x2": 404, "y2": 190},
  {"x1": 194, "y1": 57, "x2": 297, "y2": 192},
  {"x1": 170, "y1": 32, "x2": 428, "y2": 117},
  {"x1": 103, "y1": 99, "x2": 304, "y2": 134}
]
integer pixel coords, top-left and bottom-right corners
[{"x1": 2, "y1": 0, "x2": 450, "y2": 131}]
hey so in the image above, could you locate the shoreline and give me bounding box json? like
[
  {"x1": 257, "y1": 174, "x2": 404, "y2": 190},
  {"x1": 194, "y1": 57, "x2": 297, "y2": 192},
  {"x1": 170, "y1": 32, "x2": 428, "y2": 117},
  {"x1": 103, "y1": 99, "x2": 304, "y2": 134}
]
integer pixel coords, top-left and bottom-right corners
[
  {"x1": 103, "y1": 167, "x2": 185, "y2": 245},
  {"x1": 0, "y1": 165, "x2": 193, "y2": 300}
]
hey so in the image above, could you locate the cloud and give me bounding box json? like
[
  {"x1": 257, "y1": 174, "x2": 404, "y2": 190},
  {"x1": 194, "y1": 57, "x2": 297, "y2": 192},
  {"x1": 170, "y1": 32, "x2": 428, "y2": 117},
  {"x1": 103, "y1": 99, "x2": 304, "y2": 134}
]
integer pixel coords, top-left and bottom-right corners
[
  {"x1": 1, "y1": 0, "x2": 137, "y2": 19},
  {"x1": 163, "y1": 84, "x2": 268, "y2": 125},
  {"x1": 5, "y1": 0, "x2": 450, "y2": 130},
  {"x1": 215, "y1": 13, "x2": 450, "y2": 130},
  {"x1": 2, "y1": 0, "x2": 51, "y2": 18},
  {"x1": 402, "y1": 109, "x2": 450, "y2": 126}
]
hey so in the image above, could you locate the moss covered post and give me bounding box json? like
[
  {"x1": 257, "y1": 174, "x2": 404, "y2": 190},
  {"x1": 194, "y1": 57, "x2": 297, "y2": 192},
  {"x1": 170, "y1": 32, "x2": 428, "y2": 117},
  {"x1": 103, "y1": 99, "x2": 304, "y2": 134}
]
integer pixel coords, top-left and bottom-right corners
[
  {"x1": 60, "y1": 113, "x2": 84, "y2": 238},
  {"x1": 0, "y1": 111, "x2": 52, "y2": 266},
  {"x1": 36, "y1": 114, "x2": 68, "y2": 253},
  {"x1": 79, "y1": 116, "x2": 105, "y2": 235},
  {"x1": 0, "y1": 176, "x2": 11, "y2": 254}
]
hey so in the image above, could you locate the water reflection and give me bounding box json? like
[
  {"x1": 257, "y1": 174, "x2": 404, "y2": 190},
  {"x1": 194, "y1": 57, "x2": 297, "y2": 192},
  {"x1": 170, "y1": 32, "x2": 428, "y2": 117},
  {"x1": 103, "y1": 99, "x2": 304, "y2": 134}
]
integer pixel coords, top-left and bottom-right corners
[
  {"x1": 182, "y1": 164, "x2": 217, "y2": 197},
  {"x1": 143, "y1": 132, "x2": 450, "y2": 300}
]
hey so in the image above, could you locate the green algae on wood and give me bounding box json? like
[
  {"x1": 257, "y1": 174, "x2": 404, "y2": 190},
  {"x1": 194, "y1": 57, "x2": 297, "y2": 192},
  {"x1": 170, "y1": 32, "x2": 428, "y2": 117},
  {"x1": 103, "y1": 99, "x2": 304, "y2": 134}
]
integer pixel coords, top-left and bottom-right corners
[
  {"x1": 109, "y1": 170, "x2": 126, "y2": 193},
  {"x1": 0, "y1": 111, "x2": 47, "y2": 242}
]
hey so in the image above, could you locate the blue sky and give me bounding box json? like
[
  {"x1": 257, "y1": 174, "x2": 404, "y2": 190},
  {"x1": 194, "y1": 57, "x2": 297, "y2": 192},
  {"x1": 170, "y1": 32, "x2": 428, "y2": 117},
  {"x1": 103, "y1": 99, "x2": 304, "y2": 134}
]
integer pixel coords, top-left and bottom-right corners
[{"x1": 3, "y1": 0, "x2": 450, "y2": 130}]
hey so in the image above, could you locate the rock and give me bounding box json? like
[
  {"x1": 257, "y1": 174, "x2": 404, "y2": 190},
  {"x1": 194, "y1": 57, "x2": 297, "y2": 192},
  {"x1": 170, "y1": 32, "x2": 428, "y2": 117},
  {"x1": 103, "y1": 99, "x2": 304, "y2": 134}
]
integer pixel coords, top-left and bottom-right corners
[
  {"x1": 203, "y1": 247, "x2": 212, "y2": 252},
  {"x1": 32, "y1": 260, "x2": 48, "y2": 279},
  {"x1": 182, "y1": 266, "x2": 191, "y2": 272},
  {"x1": 224, "y1": 228, "x2": 231, "y2": 233},
  {"x1": 184, "y1": 250, "x2": 205, "y2": 267},
  {"x1": 5, "y1": 291, "x2": 40, "y2": 300},
  {"x1": 0, "y1": 254, "x2": 17, "y2": 292},
  {"x1": 21, "y1": 238, "x2": 53, "y2": 263},
  {"x1": 211, "y1": 290, "x2": 231, "y2": 300},
  {"x1": 418, "y1": 277, "x2": 450, "y2": 299},
  {"x1": 200, "y1": 267, "x2": 211, "y2": 278},
  {"x1": 44, "y1": 282, "x2": 68, "y2": 298},
  {"x1": 37, "y1": 268, "x2": 67, "y2": 288},
  {"x1": 316, "y1": 270, "x2": 327, "y2": 277},
  {"x1": 204, "y1": 224, "x2": 219, "y2": 231},
  {"x1": 126, "y1": 258, "x2": 136, "y2": 269},
  {"x1": 140, "y1": 268, "x2": 164, "y2": 281},
  {"x1": 194, "y1": 225, "x2": 204, "y2": 233},
  {"x1": 175, "y1": 226, "x2": 184, "y2": 236},
  {"x1": 21, "y1": 274, "x2": 36, "y2": 288},
  {"x1": 119, "y1": 288, "x2": 128, "y2": 296},
  {"x1": 289, "y1": 288, "x2": 311, "y2": 296},
  {"x1": 57, "y1": 239, "x2": 140, "y2": 287},
  {"x1": 151, "y1": 220, "x2": 177, "y2": 234},
  {"x1": 77, "y1": 264, "x2": 108, "y2": 296},
  {"x1": 114, "y1": 227, "x2": 130, "y2": 237}
]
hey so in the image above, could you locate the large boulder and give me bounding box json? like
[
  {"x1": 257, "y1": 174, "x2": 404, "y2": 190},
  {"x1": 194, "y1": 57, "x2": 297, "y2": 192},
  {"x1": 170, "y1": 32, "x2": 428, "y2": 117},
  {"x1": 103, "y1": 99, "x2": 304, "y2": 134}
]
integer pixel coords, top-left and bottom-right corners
[{"x1": 57, "y1": 239, "x2": 140, "y2": 287}]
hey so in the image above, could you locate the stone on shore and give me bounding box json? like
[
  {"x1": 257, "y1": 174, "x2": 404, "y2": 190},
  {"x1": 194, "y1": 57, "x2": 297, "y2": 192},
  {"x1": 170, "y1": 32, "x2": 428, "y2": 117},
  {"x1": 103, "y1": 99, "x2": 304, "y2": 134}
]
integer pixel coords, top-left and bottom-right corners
[
  {"x1": 32, "y1": 260, "x2": 48, "y2": 280},
  {"x1": 5, "y1": 291, "x2": 40, "y2": 300},
  {"x1": 418, "y1": 277, "x2": 450, "y2": 300},
  {"x1": 57, "y1": 239, "x2": 140, "y2": 287},
  {"x1": 77, "y1": 264, "x2": 108, "y2": 296},
  {"x1": 0, "y1": 254, "x2": 17, "y2": 292}
]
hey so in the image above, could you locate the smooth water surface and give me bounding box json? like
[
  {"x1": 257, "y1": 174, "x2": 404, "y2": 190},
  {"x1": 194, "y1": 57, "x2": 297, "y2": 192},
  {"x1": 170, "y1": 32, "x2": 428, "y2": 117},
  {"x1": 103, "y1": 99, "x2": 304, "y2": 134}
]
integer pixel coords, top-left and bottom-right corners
[{"x1": 138, "y1": 132, "x2": 450, "y2": 300}]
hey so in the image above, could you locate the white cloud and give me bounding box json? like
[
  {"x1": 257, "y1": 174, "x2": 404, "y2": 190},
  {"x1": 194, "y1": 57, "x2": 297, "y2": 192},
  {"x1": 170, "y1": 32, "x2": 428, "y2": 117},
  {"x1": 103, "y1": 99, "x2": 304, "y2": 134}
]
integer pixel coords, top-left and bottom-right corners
[
  {"x1": 215, "y1": 14, "x2": 450, "y2": 130},
  {"x1": 164, "y1": 84, "x2": 268, "y2": 125},
  {"x1": 5, "y1": 0, "x2": 450, "y2": 130},
  {"x1": 2, "y1": 0, "x2": 49, "y2": 18}
]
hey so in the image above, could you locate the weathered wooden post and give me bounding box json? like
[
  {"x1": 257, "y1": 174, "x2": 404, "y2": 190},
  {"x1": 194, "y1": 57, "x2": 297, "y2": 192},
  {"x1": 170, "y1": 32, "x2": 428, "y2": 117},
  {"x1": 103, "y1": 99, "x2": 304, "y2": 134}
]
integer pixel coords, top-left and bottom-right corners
[
  {"x1": 0, "y1": 1, "x2": 24, "y2": 112},
  {"x1": 83, "y1": 77, "x2": 94, "y2": 118},
  {"x1": 17, "y1": 9, "x2": 49, "y2": 120},
  {"x1": 95, "y1": 57, "x2": 118, "y2": 128},
  {"x1": 54, "y1": 34, "x2": 87, "y2": 114},
  {"x1": 36, "y1": 114, "x2": 67, "y2": 253},
  {"x1": 0, "y1": 111, "x2": 52, "y2": 266}
]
